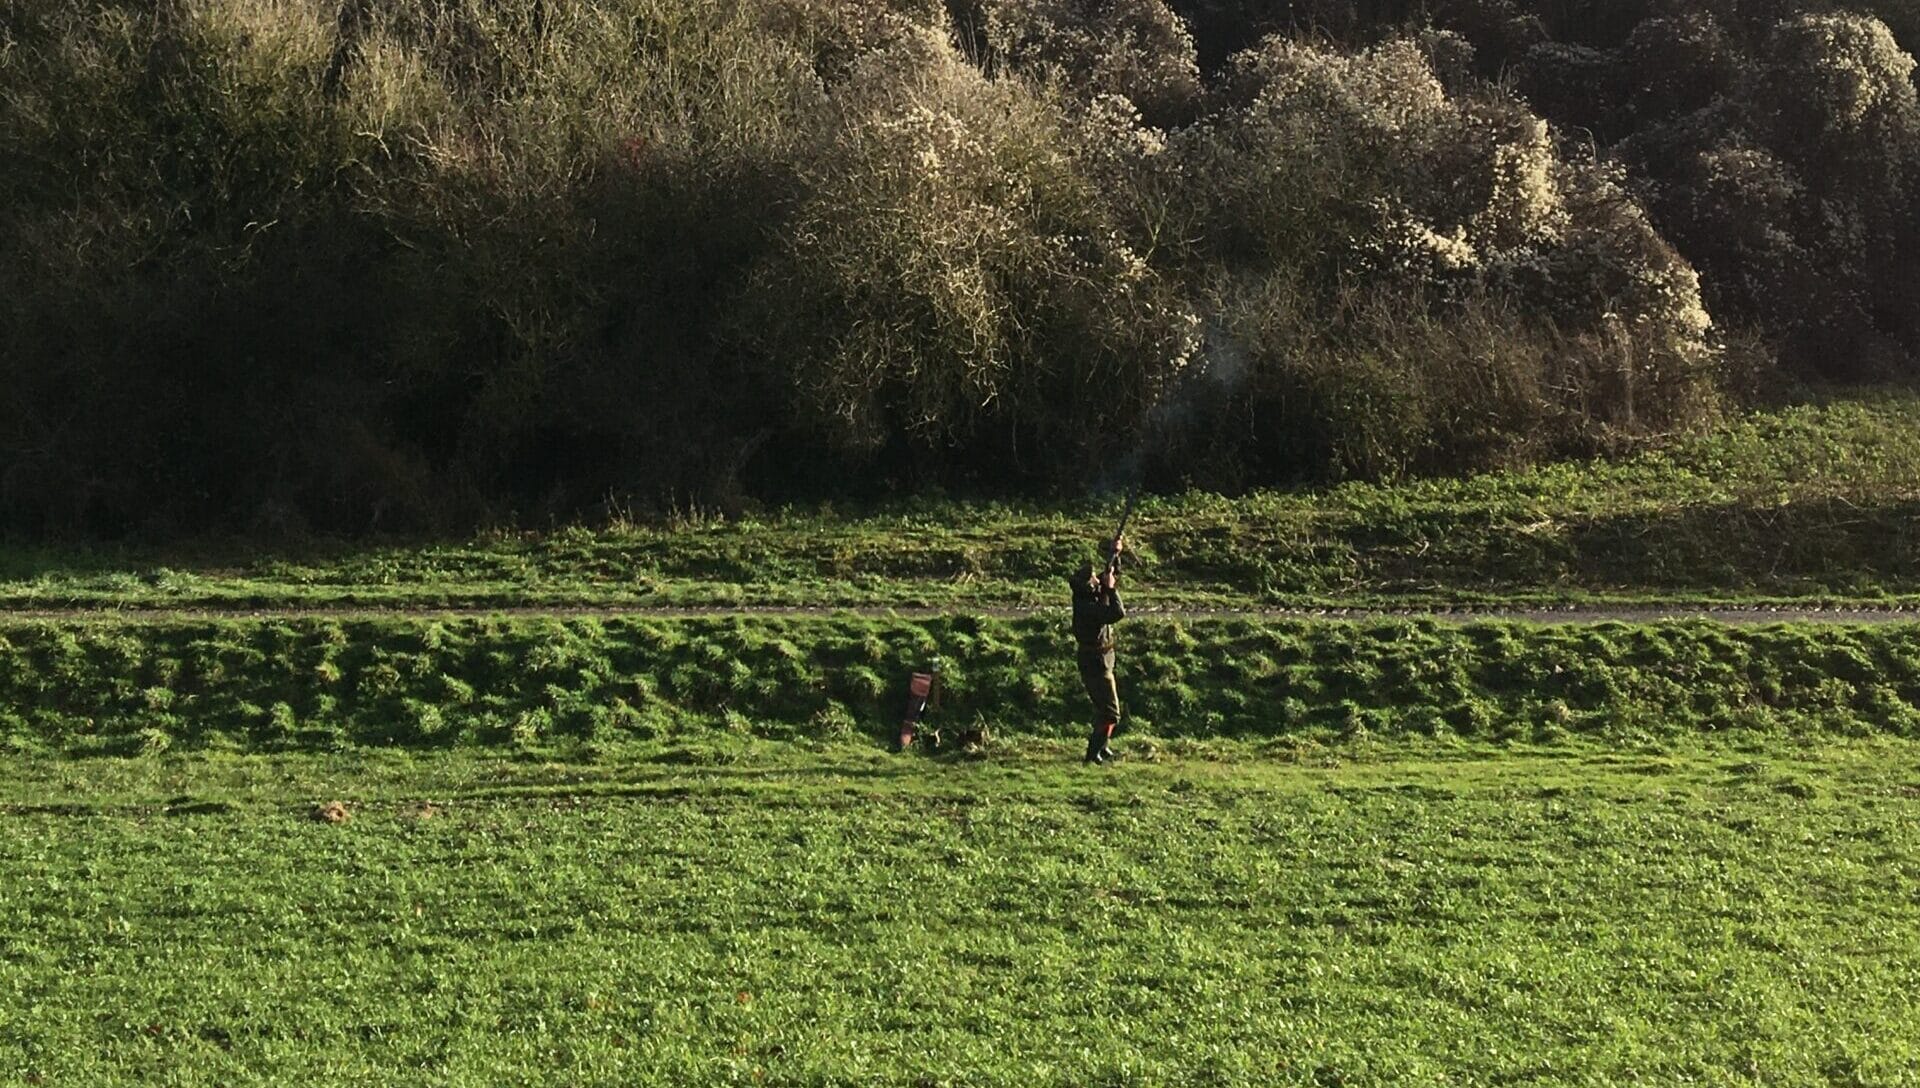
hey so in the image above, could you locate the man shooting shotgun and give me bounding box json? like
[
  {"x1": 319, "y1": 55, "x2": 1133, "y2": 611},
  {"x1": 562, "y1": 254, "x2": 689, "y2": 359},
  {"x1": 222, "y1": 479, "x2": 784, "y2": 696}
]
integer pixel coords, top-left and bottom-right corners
[{"x1": 1071, "y1": 491, "x2": 1136, "y2": 764}]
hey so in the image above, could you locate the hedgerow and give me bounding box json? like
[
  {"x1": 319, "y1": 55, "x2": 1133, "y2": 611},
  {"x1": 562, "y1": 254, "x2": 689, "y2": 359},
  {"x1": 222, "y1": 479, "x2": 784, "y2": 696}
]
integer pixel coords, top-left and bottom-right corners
[
  {"x1": 6, "y1": 1, "x2": 1919, "y2": 535},
  {"x1": 6, "y1": 615, "x2": 1920, "y2": 755}
]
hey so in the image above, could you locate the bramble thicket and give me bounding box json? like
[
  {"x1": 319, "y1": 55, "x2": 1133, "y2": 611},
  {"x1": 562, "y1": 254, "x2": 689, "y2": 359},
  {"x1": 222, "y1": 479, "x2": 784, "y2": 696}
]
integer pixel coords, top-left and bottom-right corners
[{"x1": 4, "y1": 0, "x2": 1918, "y2": 535}]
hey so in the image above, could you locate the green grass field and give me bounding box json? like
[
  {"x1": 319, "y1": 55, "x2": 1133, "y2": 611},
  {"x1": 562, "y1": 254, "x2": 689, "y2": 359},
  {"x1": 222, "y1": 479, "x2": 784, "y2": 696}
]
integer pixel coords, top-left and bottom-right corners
[
  {"x1": 9, "y1": 392, "x2": 1920, "y2": 1084},
  {"x1": 6, "y1": 392, "x2": 1920, "y2": 611},
  {"x1": 4, "y1": 741, "x2": 1918, "y2": 1086}
]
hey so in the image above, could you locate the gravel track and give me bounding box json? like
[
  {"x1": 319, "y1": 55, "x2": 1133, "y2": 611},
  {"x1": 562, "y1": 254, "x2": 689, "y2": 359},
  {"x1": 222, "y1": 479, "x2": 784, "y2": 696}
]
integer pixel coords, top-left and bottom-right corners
[{"x1": 5, "y1": 603, "x2": 1920, "y2": 624}]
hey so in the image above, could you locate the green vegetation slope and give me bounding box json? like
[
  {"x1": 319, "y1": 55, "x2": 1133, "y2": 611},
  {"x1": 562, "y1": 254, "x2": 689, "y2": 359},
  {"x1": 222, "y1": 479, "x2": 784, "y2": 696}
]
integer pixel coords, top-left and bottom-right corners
[{"x1": 6, "y1": 394, "x2": 1918, "y2": 611}]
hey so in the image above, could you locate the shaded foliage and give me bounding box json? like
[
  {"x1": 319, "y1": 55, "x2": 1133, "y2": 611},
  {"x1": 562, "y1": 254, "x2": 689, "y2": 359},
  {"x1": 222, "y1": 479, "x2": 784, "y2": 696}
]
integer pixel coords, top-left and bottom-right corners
[
  {"x1": 1, "y1": 0, "x2": 1911, "y2": 536},
  {"x1": 1164, "y1": 0, "x2": 1920, "y2": 377}
]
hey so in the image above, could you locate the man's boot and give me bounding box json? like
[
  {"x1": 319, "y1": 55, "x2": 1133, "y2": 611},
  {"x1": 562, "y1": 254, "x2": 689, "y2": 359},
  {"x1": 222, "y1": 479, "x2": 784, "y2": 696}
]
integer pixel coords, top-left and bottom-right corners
[{"x1": 1084, "y1": 723, "x2": 1108, "y2": 764}]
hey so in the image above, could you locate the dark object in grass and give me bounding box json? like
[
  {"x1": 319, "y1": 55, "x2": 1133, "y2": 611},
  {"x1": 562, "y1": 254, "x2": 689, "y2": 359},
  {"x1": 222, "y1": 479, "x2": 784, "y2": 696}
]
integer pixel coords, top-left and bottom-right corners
[
  {"x1": 898, "y1": 657, "x2": 943, "y2": 751},
  {"x1": 311, "y1": 801, "x2": 350, "y2": 824},
  {"x1": 163, "y1": 796, "x2": 235, "y2": 817}
]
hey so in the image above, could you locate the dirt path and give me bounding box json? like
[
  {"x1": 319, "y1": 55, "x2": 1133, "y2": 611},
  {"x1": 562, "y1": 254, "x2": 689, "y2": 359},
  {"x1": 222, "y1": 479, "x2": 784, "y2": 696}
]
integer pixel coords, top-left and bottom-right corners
[{"x1": 4, "y1": 603, "x2": 1920, "y2": 624}]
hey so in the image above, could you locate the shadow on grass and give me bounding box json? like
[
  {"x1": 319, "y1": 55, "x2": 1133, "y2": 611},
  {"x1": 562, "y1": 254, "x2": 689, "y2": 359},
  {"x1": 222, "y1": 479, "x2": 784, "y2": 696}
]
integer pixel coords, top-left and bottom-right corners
[
  {"x1": 1342, "y1": 494, "x2": 1920, "y2": 596},
  {"x1": 6, "y1": 493, "x2": 1920, "y2": 604}
]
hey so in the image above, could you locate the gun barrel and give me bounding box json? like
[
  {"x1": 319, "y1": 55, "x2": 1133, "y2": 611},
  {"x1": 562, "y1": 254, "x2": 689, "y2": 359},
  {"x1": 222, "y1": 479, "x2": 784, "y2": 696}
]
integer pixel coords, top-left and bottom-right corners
[{"x1": 1107, "y1": 486, "x2": 1140, "y2": 571}]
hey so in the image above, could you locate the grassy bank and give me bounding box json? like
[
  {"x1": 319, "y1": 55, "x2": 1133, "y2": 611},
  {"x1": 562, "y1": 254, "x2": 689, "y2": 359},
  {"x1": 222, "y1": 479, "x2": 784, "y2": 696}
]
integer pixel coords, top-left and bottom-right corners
[
  {"x1": 8, "y1": 612, "x2": 1920, "y2": 758},
  {"x1": 3, "y1": 742, "x2": 1917, "y2": 1085},
  {"x1": 6, "y1": 394, "x2": 1920, "y2": 612}
]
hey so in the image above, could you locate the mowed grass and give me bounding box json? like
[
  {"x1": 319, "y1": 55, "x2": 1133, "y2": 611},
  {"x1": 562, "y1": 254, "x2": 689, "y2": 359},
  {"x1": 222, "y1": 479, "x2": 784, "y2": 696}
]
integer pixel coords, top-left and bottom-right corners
[
  {"x1": 2, "y1": 741, "x2": 1918, "y2": 1086},
  {"x1": 7, "y1": 391, "x2": 1920, "y2": 610}
]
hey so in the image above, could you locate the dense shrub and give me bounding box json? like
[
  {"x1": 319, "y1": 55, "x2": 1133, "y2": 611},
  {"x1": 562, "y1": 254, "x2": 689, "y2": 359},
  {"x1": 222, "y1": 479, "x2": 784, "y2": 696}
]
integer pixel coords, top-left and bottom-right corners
[
  {"x1": 739, "y1": 27, "x2": 1199, "y2": 483},
  {"x1": 1162, "y1": 39, "x2": 1718, "y2": 481},
  {"x1": 2, "y1": 0, "x2": 1914, "y2": 537},
  {"x1": 1623, "y1": 12, "x2": 1738, "y2": 123},
  {"x1": 1, "y1": 0, "x2": 831, "y2": 531},
  {"x1": 1165, "y1": 1, "x2": 1920, "y2": 380},
  {"x1": 1450, "y1": 5, "x2": 1920, "y2": 377},
  {"x1": 1755, "y1": 12, "x2": 1920, "y2": 361},
  {"x1": 981, "y1": 0, "x2": 1205, "y2": 125},
  {"x1": 1603, "y1": 10, "x2": 1920, "y2": 375}
]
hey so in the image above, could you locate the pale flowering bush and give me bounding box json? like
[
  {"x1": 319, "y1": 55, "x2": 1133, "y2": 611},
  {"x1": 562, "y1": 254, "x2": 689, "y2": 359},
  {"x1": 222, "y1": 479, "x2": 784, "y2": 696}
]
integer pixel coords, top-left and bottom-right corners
[
  {"x1": 1166, "y1": 35, "x2": 1721, "y2": 479},
  {"x1": 1515, "y1": 159, "x2": 1720, "y2": 426},
  {"x1": 1619, "y1": 11, "x2": 1920, "y2": 371},
  {"x1": 1187, "y1": 36, "x2": 1712, "y2": 353},
  {"x1": 1624, "y1": 13, "x2": 1737, "y2": 122},
  {"x1": 741, "y1": 28, "x2": 1198, "y2": 471},
  {"x1": 754, "y1": 0, "x2": 948, "y2": 82},
  {"x1": 1179, "y1": 40, "x2": 1455, "y2": 268},
  {"x1": 1637, "y1": 135, "x2": 1820, "y2": 347},
  {"x1": 1755, "y1": 14, "x2": 1919, "y2": 302},
  {"x1": 1512, "y1": 41, "x2": 1624, "y2": 139},
  {"x1": 1760, "y1": 13, "x2": 1920, "y2": 152},
  {"x1": 1603, "y1": 19, "x2": 1915, "y2": 371},
  {"x1": 1402, "y1": 3, "x2": 1920, "y2": 377},
  {"x1": 1222, "y1": 37, "x2": 1452, "y2": 128},
  {"x1": 1062, "y1": 92, "x2": 1189, "y2": 270},
  {"x1": 1075, "y1": 93, "x2": 1172, "y2": 168},
  {"x1": 1365, "y1": 212, "x2": 1480, "y2": 286},
  {"x1": 981, "y1": 0, "x2": 1205, "y2": 125},
  {"x1": 1466, "y1": 104, "x2": 1567, "y2": 254}
]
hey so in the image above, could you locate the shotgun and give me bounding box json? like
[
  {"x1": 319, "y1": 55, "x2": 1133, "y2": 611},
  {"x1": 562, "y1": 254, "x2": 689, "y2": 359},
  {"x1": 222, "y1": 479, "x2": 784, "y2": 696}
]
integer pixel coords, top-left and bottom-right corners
[{"x1": 1106, "y1": 486, "x2": 1139, "y2": 576}]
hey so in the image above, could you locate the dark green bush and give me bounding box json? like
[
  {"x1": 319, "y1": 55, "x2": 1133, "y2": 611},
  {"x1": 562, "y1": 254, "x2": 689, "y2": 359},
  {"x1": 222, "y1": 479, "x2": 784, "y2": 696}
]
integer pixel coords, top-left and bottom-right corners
[{"x1": 3, "y1": 0, "x2": 1912, "y2": 537}]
